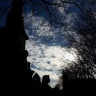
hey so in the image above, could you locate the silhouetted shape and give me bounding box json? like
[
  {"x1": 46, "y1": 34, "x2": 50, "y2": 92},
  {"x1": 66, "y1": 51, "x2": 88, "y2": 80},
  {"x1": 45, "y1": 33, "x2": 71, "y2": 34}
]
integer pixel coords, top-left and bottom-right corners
[
  {"x1": 32, "y1": 73, "x2": 42, "y2": 95},
  {"x1": 0, "y1": 0, "x2": 35, "y2": 95},
  {"x1": 62, "y1": 70, "x2": 69, "y2": 89},
  {"x1": 41, "y1": 75, "x2": 53, "y2": 96},
  {"x1": 32, "y1": 73, "x2": 41, "y2": 86},
  {"x1": 42, "y1": 75, "x2": 50, "y2": 84},
  {"x1": 53, "y1": 85, "x2": 61, "y2": 96}
]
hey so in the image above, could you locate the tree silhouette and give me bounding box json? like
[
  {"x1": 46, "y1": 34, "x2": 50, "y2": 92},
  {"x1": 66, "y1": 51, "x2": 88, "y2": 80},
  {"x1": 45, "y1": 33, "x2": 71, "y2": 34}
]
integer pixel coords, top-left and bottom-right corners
[
  {"x1": 69, "y1": 9, "x2": 96, "y2": 79},
  {"x1": 0, "y1": 0, "x2": 96, "y2": 95},
  {"x1": 57, "y1": 4, "x2": 96, "y2": 95}
]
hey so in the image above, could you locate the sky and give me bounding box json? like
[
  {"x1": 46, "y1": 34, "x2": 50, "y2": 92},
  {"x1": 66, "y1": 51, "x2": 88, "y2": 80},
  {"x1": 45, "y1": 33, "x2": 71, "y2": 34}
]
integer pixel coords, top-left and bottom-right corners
[
  {"x1": 0, "y1": 0, "x2": 95, "y2": 87},
  {"x1": 0, "y1": 0, "x2": 78, "y2": 87},
  {"x1": 24, "y1": 3, "x2": 78, "y2": 87},
  {"x1": 25, "y1": 36, "x2": 77, "y2": 87},
  {"x1": 23, "y1": 0, "x2": 96, "y2": 87},
  {"x1": 24, "y1": 0, "x2": 95, "y2": 87}
]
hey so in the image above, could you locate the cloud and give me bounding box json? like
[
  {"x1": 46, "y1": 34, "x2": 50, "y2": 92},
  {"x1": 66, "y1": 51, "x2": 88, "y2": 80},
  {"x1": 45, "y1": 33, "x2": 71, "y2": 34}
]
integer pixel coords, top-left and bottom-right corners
[
  {"x1": 26, "y1": 38, "x2": 77, "y2": 87},
  {"x1": 24, "y1": 14, "x2": 53, "y2": 37},
  {"x1": 24, "y1": 11, "x2": 78, "y2": 49},
  {"x1": 24, "y1": 6, "x2": 78, "y2": 87}
]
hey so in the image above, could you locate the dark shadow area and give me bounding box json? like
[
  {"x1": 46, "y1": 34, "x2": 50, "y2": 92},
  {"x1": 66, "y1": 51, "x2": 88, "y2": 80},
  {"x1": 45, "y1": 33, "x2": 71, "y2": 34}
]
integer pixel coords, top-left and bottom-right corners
[
  {"x1": 0, "y1": 0, "x2": 96, "y2": 96},
  {"x1": 60, "y1": 70, "x2": 96, "y2": 96},
  {"x1": 61, "y1": 79, "x2": 96, "y2": 96},
  {"x1": 0, "y1": 0, "x2": 53, "y2": 95}
]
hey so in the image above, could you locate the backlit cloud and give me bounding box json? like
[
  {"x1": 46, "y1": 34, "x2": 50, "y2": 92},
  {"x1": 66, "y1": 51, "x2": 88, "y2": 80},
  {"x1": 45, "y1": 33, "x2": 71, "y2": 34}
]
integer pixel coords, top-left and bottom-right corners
[
  {"x1": 26, "y1": 38, "x2": 77, "y2": 87},
  {"x1": 24, "y1": 4, "x2": 78, "y2": 87}
]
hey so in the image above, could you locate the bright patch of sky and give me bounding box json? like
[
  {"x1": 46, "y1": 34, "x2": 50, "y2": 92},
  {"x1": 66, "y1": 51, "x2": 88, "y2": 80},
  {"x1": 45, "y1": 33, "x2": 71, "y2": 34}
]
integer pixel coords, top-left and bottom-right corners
[
  {"x1": 0, "y1": 0, "x2": 95, "y2": 87},
  {"x1": 26, "y1": 38, "x2": 77, "y2": 87},
  {"x1": 25, "y1": 10, "x2": 77, "y2": 87},
  {"x1": 24, "y1": 0, "x2": 96, "y2": 87}
]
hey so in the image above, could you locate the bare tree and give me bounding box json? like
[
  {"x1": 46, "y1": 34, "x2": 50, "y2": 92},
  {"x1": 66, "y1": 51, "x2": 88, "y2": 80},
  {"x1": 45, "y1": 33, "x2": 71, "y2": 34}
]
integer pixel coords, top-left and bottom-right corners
[
  {"x1": 57, "y1": 1, "x2": 96, "y2": 87},
  {"x1": 1, "y1": 0, "x2": 96, "y2": 95},
  {"x1": 64, "y1": 7, "x2": 96, "y2": 79}
]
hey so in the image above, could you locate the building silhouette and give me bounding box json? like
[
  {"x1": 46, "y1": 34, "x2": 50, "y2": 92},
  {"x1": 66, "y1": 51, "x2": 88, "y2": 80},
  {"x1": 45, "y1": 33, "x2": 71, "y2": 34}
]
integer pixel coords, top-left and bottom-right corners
[{"x1": 0, "y1": 0, "x2": 34, "y2": 95}]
